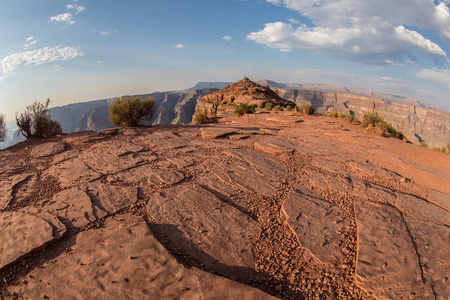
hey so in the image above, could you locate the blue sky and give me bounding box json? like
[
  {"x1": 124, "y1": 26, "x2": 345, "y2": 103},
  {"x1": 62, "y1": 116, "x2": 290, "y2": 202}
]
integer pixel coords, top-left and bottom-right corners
[{"x1": 1, "y1": 0, "x2": 450, "y2": 121}]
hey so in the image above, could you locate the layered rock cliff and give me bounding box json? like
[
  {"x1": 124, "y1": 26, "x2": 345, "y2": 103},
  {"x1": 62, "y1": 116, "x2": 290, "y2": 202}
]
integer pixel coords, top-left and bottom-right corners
[{"x1": 272, "y1": 88, "x2": 449, "y2": 148}]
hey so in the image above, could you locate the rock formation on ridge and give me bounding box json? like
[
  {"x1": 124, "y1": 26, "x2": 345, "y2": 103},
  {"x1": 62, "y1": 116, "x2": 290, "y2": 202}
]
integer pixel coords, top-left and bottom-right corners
[
  {"x1": 195, "y1": 77, "x2": 295, "y2": 118},
  {"x1": 1, "y1": 106, "x2": 449, "y2": 299}
]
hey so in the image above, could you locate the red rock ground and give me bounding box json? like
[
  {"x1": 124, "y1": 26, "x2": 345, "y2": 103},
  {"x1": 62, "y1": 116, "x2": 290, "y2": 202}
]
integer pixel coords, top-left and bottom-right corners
[{"x1": 0, "y1": 110, "x2": 449, "y2": 300}]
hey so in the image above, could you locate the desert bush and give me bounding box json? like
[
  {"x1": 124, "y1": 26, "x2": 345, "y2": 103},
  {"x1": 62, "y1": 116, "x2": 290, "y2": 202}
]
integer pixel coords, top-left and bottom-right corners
[
  {"x1": 109, "y1": 96, "x2": 156, "y2": 127},
  {"x1": 326, "y1": 111, "x2": 337, "y2": 117},
  {"x1": 259, "y1": 102, "x2": 266, "y2": 108},
  {"x1": 420, "y1": 141, "x2": 428, "y2": 148},
  {"x1": 298, "y1": 104, "x2": 314, "y2": 115},
  {"x1": 192, "y1": 112, "x2": 218, "y2": 124},
  {"x1": 361, "y1": 111, "x2": 399, "y2": 137},
  {"x1": 274, "y1": 105, "x2": 283, "y2": 111},
  {"x1": 346, "y1": 114, "x2": 357, "y2": 123},
  {"x1": 265, "y1": 102, "x2": 274, "y2": 111},
  {"x1": 0, "y1": 114, "x2": 6, "y2": 142},
  {"x1": 285, "y1": 105, "x2": 293, "y2": 111},
  {"x1": 16, "y1": 99, "x2": 62, "y2": 139},
  {"x1": 337, "y1": 112, "x2": 345, "y2": 118},
  {"x1": 434, "y1": 146, "x2": 448, "y2": 153},
  {"x1": 234, "y1": 103, "x2": 257, "y2": 117}
]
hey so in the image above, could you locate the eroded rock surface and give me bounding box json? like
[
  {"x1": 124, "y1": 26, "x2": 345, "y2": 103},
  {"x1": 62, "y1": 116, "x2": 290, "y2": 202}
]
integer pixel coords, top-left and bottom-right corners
[{"x1": 1, "y1": 110, "x2": 449, "y2": 300}]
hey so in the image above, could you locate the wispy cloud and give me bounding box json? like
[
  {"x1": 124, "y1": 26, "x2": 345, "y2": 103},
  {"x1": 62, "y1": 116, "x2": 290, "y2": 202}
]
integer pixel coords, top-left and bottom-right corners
[
  {"x1": 174, "y1": 44, "x2": 185, "y2": 49},
  {"x1": 49, "y1": 1, "x2": 85, "y2": 26},
  {"x1": 416, "y1": 68, "x2": 450, "y2": 89},
  {"x1": 49, "y1": 13, "x2": 75, "y2": 25},
  {"x1": 23, "y1": 37, "x2": 37, "y2": 48},
  {"x1": 248, "y1": 0, "x2": 450, "y2": 65},
  {"x1": 94, "y1": 30, "x2": 111, "y2": 36},
  {"x1": 223, "y1": 35, "x2": 232, "y2": 41},
  {"x1": 0, "y1": 46, "x2": 85, "y2": 74}
]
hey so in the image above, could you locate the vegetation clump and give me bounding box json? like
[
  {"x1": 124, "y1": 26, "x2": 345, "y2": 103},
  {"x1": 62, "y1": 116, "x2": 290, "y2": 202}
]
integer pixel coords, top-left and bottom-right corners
[
  {"x1": 109, "y1": 96, "x2": 156, "y2": 127},
  {"x1": 274, "y1": 105, "x2": 283, "y2": 111},
  {"x1": 265, "y1": 102, "x2": 274, "y2": 111},
  {"x1": 362, "y1": 111, "x2": 399, "y2": 137},
  {"x1": 298, "y1": 104, "x2": 315, "y2": 115},
  {"x1": 234, "y1": 103, "x2": 257, "y2": 117},
  {"x1": 420, "y1": 141, "x2": 428, "y2": 148},
  {"x1": 16, "y1": 99, "x2": 62, "y2": 139},
  {"x1": 345, "y1": 114, "x2": 357, "y2": 123},
  {"x1": 433, "y1": 146, "x2": 448, "y2": 153},
  {"x1": 192, "y1": 112, "x2": 219, "y2": 124},
  {"x1": 0, "y1": 114, "x2": 6, "y2": 142}
]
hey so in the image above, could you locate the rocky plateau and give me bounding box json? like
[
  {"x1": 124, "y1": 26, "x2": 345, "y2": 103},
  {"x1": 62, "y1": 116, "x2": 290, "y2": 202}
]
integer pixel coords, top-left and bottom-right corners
[{"x1": 1, "y1": 94, "x2": 449, "y2": 299}]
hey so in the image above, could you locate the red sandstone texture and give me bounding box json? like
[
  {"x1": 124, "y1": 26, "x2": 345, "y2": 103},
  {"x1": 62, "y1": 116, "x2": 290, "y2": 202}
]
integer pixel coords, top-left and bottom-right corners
[{"x1": 0, "y1": 108, "x2": 448, "y2": 300}]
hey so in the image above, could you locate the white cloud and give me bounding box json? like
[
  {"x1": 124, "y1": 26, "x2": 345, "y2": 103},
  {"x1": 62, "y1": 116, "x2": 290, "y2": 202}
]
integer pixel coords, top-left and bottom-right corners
[
  {"x1": 175, "y1": 44, "x2": 185, "y2": 49},
  {"x1": 23, "y1": 37, "x2": 37, "y2": 48},
  {"x1": 49, "y1": 13, "x2": 75, "y2": 25},
  {"x1": 223, "y1": 35, "x2": 232, "y2": 41},
  {"x1": 249, "y1": 0, "x2": 450, "y2": 64},
  {"x1": 94, "y1": 31, "x2": 111, "y2": 36},
  {"x1": 67, "y1": 4, "x2": 85, "y2": 15},
  {"x1": 416, "y1": 68, "x2": 450, "y2": 89},
  {"x1": 0, "y1": 46, "x2": 85, "y2": 74}
]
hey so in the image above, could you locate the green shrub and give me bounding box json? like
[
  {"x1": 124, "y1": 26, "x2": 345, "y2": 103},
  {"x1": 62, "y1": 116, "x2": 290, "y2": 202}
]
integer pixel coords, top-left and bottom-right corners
[
  {"x1": 274, "y1": 105, "x2": 283, "y2": 111},
  {"x1": 234, "y1": 103, "x2": 257, "y2": 117},
  {"x1": 259, "y1": 102, "x2": 266, "y2": 108},
  {"x1": 298, "y1": 104, "x2": 314, "y2": 115},
  {"x1": 0, "y1": 114, "x2": 6, "y2": 142},
  {"x1": 285, "y1": 105, "x2": 293, "y2": 111},
  {"x1": 362, "y1": 111, "x2": 384, "y2": 128},
  {"x1": 337, "y1": 112, "x2": 345, "y2": 118},
  {"x1": 420, "y1": 141, "x2": 428, "y2": 148},
  {"x1": 265, "y1": 102, "x2": 274, "y2": 111},
  {"x1": 109, "y1": 96, "x2": 156, "y2": 127},
  {"x1": 361, "y1": 111, "x2": 400, "y2": 137},
  {"x1": 434, "y1": 146, "x2": 448, "y2": 153},
  {"x1": 192, "y1": 112, "x2": 218, "y2": 124},
  {"x1": 346, "y1": 114, "x2": 357, "y2": 123},
  {"x1": 16, "y1": 99, "x2": 62, "y2": 139}
]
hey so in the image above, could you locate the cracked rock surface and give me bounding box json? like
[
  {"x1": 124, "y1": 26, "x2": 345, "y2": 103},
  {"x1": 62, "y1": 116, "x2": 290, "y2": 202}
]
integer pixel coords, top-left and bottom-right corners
[{"x1": 1, "y1": 110, "x2": 449, "y2": 300}]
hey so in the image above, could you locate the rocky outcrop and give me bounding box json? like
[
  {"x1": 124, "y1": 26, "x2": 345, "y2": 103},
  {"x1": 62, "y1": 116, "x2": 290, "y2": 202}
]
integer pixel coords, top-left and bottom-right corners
[
  {"x1": 1, "y1": 109, "x2": 449, "y2": 299},
  {"x1": 195, "y1": 77, "x2": 295, "y2": 117}
]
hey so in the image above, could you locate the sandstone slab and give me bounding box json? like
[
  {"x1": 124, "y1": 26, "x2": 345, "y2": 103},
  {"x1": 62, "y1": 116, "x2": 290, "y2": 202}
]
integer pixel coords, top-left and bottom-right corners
[
  {"x1": 9, "y1": 214, "x2": 275, "y2": 300},
  {"x1": 45, "y1": 158, "x2": 101, "y2": 188},
  {"x1": 144, "y1": 131, "x2": 190, "y2": 149},
  {"x1": 283, "y1": 185, "x2": 349, "y2": 265},
  {"x1": 147, "y1": 184, "x2": 258, "y2": 281},
  {"x1": 224, "y1": 148, "x2": 287, "y2": 177},
  {"x1": 0, "y1": 211, "x2": 65, "y2": 270},
  {"x1": 254, "y1": 136, "x2": 297, "y2": 155},
  {"x1": 79, "y1": 147, "x2": 144, "y2": 175},
  {"x1": 30, "y1": 142, "x2": 65, "y2": 158},
  {"x1": 0, "y1": 174, "x2": 32, "y2": 209},
  {"x1": 213, "y1": 161, "x2": 278, "y2": 197},
  {"x1": 355, "y1": 199, "x2": 433, "y2": 299},
  {"x1": 86, "y1": 184, "x2": 137, "y2": 217},
  {"x1": 44, "y1": 187, "x2": 97, "y2": 229}
]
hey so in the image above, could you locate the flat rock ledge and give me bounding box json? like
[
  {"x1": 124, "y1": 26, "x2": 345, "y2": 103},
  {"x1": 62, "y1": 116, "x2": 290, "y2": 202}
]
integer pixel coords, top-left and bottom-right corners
[{"x1": 1, "y1": 111, "x2": 449, "y2": 300}]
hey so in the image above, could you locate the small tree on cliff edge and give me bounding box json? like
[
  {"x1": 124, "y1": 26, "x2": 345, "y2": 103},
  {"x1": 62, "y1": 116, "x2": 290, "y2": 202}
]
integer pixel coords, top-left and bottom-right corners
[
  {"x1": 109, "y1": 96, "x2": 156, "y2": 127},
  {"x1": 0, "y1": 114, "x2": 6, "y2": 142},
  {"x1": 16, "y1": 99, "x2": 62, "y2": 139}
]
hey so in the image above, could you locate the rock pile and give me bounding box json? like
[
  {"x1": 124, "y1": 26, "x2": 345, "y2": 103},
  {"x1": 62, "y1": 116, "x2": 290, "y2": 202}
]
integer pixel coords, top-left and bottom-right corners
[{"x1": 195, "y1": 77, "x2": 295, "y2": 118}]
